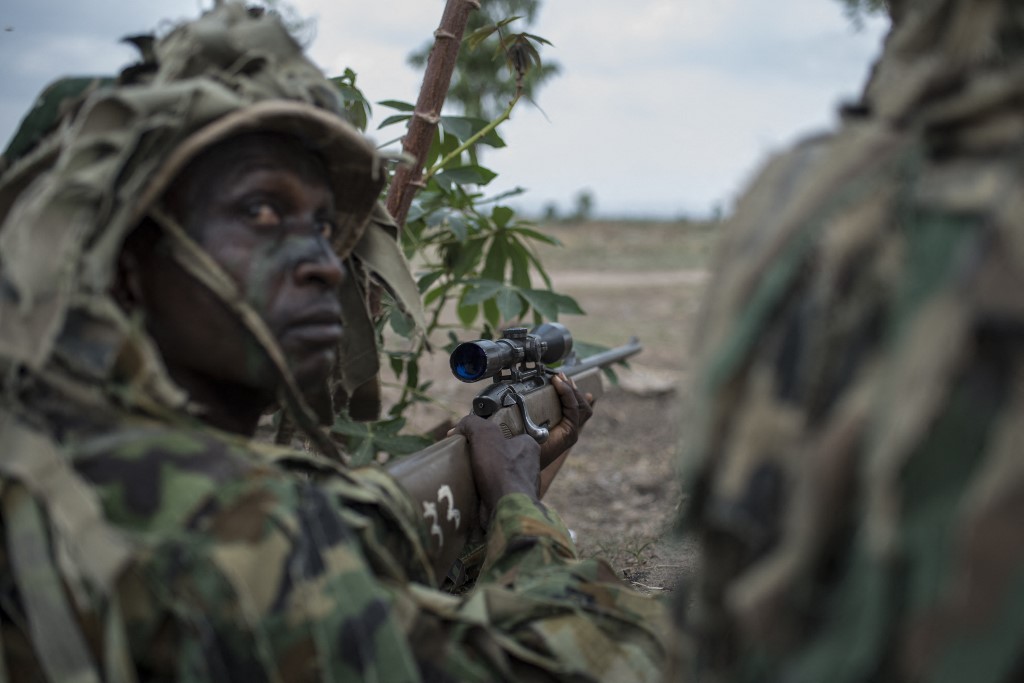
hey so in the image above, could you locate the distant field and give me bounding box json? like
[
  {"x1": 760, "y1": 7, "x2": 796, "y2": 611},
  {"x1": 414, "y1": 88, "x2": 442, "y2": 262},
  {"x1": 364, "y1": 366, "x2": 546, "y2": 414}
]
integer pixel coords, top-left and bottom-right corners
[{"x1": 534, "y1": 219, "x2": 719, "y2": 272}]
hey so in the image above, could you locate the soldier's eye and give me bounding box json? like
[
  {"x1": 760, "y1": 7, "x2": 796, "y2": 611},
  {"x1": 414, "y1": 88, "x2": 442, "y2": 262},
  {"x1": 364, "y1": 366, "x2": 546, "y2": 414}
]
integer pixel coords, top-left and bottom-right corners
[
  {"x1": 245, "y1": 202, "x2": 280, "y2": 227},
  {"x1": 317, "y1": 217, "x2": 336, "y2": 240}
]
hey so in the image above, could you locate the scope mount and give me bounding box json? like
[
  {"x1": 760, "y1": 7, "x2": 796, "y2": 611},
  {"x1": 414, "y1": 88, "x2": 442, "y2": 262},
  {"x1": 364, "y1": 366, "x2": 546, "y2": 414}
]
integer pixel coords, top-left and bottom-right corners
[
  {"x1": 471, "y1": 371, "x2": 552, "y2": 443},
  {"x1": 452, "y1": 323, "x2": 574, "y2": 442}
]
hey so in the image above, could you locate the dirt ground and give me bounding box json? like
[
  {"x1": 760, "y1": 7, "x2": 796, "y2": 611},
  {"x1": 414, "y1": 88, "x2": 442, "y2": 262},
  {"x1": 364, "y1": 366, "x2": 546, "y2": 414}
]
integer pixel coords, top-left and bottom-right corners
[
  {"x1": 538, "y1": 220, "x2": 714, "y2": 596},
  {"x1": 393, "y1": 219, "x2": 718, "y2": 598}
]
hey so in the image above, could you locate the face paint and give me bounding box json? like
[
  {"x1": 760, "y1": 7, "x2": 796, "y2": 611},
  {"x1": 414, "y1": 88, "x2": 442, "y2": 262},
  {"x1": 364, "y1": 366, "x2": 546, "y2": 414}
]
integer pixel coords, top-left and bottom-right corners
[{"x1": 128, "y1": 134, "x2": 346, "y2": 442}]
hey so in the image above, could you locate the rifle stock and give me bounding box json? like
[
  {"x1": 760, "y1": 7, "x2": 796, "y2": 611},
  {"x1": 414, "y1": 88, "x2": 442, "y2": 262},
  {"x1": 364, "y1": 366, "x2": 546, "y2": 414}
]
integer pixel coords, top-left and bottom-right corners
[{"x1": 386, "y1": 366, "x2": 609, "y2": 583}]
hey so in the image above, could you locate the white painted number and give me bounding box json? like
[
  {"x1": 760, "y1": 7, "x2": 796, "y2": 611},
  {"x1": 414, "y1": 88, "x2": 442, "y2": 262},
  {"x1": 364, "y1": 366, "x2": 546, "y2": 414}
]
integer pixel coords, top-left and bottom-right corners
[{"x1": 422, "y1": 485, "x2": 463, "y2": 547}]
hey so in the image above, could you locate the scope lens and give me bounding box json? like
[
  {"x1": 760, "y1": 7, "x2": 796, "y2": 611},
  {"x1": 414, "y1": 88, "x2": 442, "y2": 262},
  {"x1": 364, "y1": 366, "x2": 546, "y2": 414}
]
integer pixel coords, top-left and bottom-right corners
[{"x1": 451, "y1": 343, "x2": 489, "y2": 382}]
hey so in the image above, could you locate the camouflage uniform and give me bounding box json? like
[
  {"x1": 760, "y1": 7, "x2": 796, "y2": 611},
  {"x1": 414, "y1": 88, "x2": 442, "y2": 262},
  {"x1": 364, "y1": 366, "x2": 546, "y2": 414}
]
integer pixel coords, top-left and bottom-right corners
[
  {"x1": 674, "y1": 0, "x2": 1024, "y2": 680},
  {"x1": 0, "y1": 5, "x2": 667, "y2": 681}
]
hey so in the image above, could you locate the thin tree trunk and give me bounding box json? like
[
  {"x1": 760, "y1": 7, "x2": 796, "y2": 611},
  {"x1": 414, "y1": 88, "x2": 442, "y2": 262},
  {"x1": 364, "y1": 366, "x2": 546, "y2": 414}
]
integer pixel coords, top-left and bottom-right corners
[{"x1": 385, "y1": 0, "x2": 480, "y2": 229}]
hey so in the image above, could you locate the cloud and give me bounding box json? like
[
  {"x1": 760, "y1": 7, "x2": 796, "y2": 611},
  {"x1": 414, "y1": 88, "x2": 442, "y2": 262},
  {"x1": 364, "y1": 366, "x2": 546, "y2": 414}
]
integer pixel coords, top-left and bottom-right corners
[
  {"x1": 0, "y1": 0, "x2": 887, "y2": 219},
  {"x1": 445, "y1": 0, "x2": 886, "y2": 217}
]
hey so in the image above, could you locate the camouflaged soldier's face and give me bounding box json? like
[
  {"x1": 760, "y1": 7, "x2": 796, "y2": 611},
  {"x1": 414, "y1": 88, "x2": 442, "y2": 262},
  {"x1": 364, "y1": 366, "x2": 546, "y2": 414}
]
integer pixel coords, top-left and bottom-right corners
[{"x1": 123, "y1": 133, "x2": 345, "y2": 425}]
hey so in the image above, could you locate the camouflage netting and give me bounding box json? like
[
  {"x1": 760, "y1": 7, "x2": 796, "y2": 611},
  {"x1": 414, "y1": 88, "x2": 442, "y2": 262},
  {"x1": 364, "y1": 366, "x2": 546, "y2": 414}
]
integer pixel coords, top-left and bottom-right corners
[
  {"x1": 0, "y1": 3, "x2": 424, "y2": 459},
  {"x1": 674, "y1": 0, "x2": 1024, "y2": 680}
]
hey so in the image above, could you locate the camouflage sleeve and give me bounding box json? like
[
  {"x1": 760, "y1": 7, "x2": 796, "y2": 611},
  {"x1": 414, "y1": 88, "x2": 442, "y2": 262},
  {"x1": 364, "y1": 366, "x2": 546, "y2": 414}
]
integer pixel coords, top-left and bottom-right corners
[
  {"x1": 24, "y1": 428, "x2": 667, "y2": 683},
  {"x1": 304, "y1": 467, "x2": 671, "y2": 681},
  {"x1": 244, "y1": 445, "x2": 437, "y2": 586},
  {"x1": 394, "y1": 493, "x2": 670, "y2": 682},
  {"x1": 116, "y1": 475, "x2": 424, "y2": 682}
]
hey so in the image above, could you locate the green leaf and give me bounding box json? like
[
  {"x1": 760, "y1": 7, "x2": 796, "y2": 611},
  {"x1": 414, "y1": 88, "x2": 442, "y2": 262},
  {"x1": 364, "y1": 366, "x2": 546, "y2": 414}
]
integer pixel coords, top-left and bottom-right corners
[
  {"x1": 491, "y1": 205, "x2": 515, "y2": 228},
  {"x1": 377, "y1": 113, "x2": 412, "y2": 130},
  {"x1": 524, "y1": 33, "x2": 554, "y2": 47},
  {"x1": 446, "y1": 212, "x2": 469, "y2": 242},
  {"x1": 438, "y1": 116, "x2": 479, "y2": 142},
  {"x1": 569, "y1": 340, "x2": 611, "y2": 361},
  {"x1": 331, "y1": 75, "x2": 371, "y2": 132},
  {"x1": 439, "y1": 116, "x2": 506, "y2": 148},
  {"x1": 466, "y1": 23, "x2": 500, "y2": 51},
  {"x1": 508, "y1": 226, "x2": 562, "y2": 246},
  {"x1": 461, "y1": 279, "x2": 504, "y2": 306},
  {"x1": 482, "y1": 187, "x2": 527, "y2": 204},
  {"x1": 439, "y1": 165, "x2": 498, "y2": 187},
  {"x1": 523, "y1": 248, "x2": 554, "y2": 289},
  {"x1": 433, "y1": 173, "x2": 453, "y2": 194},
  {"x1": 417, "y1": 271, "x2": 444, "y2": 294},
  {"x1": 451, "y1": 237, "x2": 487, "y2": 279},
  {"x1": 483, "y1": 298, "x2": 501, "y2": 329},
  {"x1": 375, "y1": 433, "x2": 433, "y2": 457},
  {"x1": 457, "y1": 300, "x2": 479, "y2": 327},
  {"x1": 388, "y1": 354, "x2": 405, "y2": 379},
  {"x1": 438, "y1": 129, "x2": 462, "y2": 155},
  {"x1": 331, "y1": 417, "x2": 371, "y2": 438},
  {"x1": 519, "y1": 288, "x2": 585, "y2": 321},
  {"x1": 481, "y1": 237, "x2": 508, "y2": 282},
  {"x1": 423, "y1": 284, "x2": 448, "y2": 308},
  {"x1": 519, "y1": 40, "x2": 543, "y2": 69},
  {"x1": 378, "y1": 99, "x2": 415, "y2": 111},
  {"x1": 507, "y1": 240, "x2": 532, "y2": 289},
  {"x1": 424, "y1": 128, "x2": 448, "y2": 169},
  {"x1": 495, "y1": 16, "x2": 524, "y2": 29},
  {"x1": 405, "y1": 357, "x2": 420, "y2": 391},
  {"x1": 350, "y1": 438, "x2": 377, "y2": 466},
  {"x1": 496, "y1": 287, "x2": 523, "y2": 323},
  {"x1": 389, "y1": 308, "x2": 415, "y2": 338}
]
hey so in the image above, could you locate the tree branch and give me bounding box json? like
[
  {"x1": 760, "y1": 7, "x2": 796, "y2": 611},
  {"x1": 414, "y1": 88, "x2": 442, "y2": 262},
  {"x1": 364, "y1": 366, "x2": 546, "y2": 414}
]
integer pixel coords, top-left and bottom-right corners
[{"x1": 386, "y1": 0, "x2": 481, "y2": 229}]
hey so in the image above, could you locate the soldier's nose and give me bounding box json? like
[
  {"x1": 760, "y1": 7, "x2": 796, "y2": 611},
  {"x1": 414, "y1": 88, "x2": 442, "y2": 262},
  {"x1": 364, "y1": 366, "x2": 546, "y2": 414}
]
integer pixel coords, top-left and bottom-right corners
[{"x1": 295, "y1": 249, "x2": 345, "y2": 288}]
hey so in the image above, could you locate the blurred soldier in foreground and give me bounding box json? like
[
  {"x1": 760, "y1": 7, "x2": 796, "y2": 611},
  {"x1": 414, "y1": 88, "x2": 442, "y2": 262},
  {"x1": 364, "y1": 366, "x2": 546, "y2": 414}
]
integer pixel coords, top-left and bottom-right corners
[
  {"x1": 674, "y1": 0, "x2": 1024, "y2": 680},
  {"x1": 0, "y1": 5, "x2": 666, "y2": 680}
]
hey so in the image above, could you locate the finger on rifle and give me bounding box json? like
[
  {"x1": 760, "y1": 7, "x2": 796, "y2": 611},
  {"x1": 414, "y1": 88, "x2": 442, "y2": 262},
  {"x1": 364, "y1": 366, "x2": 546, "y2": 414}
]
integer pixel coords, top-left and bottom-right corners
[{"x1": 556, "y1": 373, "x2": 594, "y2": 428}]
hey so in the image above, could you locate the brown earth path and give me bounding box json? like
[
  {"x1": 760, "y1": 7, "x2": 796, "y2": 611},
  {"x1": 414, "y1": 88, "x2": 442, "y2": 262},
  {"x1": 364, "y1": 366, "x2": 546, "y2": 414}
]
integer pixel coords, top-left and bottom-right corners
[{"x1": 391, "y1": 221, "x2": 719, "y2": 598}]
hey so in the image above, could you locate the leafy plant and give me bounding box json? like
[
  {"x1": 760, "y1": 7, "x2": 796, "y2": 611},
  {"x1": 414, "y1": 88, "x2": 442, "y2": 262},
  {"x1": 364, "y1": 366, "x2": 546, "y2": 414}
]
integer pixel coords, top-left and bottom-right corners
[
  {"x1": 327, "y1": 14, "x2": 585, "y2": 464},
  {"x1": 407, "y1": 0, "x2": 560, "y2": 120}
]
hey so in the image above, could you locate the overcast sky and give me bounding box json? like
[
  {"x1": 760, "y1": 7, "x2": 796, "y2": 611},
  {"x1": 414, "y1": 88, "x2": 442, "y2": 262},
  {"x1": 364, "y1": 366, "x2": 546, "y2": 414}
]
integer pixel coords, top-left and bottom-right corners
[{"x1": 0, "y1": 1, "x2": 888, "y2": 219}]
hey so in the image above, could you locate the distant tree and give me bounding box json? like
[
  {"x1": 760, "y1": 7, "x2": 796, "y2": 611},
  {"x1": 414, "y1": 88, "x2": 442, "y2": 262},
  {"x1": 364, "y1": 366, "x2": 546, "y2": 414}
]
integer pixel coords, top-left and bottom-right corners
[
  {"x1": 407, "y1": 0, "x2": 560, "y2": 120},
  {"x1": 571, "y1": 190, "x2": 595, "y2": 222},
  {"x1": 835, "y1": 0, "x2": 890, "y2": 22},
  {"x1": 710, "y1": 203, "x2": 724, "y2": 223},
  {"x1": 542, "y1": 202, "x2": 560, "y2": 222}
]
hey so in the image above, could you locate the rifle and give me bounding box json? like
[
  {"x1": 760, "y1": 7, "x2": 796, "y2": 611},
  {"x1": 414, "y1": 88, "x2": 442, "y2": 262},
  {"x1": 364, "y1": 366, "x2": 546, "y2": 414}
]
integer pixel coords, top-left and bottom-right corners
[{"x1": 386, "y1": 323, "x2": 642, "y2": 583}]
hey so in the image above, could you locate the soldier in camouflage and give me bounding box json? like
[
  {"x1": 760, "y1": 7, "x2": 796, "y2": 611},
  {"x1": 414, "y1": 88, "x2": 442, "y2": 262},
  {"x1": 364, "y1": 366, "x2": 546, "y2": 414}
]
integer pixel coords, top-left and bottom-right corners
[
  {"x1": 0, "y1": 4, "x2": 667, "y2": 681},
  {"x1": 673, "y1": 0, "x2": 1024, "y2": 680}
]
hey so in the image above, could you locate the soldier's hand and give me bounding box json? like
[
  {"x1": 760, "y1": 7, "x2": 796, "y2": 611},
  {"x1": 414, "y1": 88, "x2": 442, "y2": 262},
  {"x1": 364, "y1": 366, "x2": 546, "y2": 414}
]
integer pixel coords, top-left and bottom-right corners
[
  {"x1": 454, "y1": 414, "x2": 541, "y2": 528},
  {"x1": 538, "y1": 373, "x2": 594, "y2": 469}
]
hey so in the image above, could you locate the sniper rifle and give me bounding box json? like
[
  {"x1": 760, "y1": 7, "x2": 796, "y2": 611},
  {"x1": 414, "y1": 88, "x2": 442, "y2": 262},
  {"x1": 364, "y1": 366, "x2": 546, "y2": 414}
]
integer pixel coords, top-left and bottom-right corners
[{"x1": 387, "y1": 323, "x2": 642, "y2": 583}]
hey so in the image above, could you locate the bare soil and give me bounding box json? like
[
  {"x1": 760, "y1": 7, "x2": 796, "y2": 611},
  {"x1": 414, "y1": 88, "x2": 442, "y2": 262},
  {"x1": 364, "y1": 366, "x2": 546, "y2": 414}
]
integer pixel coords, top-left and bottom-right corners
[{"x1": 392, "y1": 220, "x2": 717, "y2": 597}]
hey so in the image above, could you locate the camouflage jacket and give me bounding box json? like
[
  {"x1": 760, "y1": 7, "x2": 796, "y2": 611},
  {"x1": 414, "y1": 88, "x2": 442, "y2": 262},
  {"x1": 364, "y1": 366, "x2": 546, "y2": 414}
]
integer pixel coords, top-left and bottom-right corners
[
  {"x1": 0, "y1": 407, "x2": 667, "y2": 682},
  {"x1": 673, "y1": 2, "x2": 1024, "y2": 681},
  {"x1": 0, "y1": 5, "x2": 667, "y2": 680}
]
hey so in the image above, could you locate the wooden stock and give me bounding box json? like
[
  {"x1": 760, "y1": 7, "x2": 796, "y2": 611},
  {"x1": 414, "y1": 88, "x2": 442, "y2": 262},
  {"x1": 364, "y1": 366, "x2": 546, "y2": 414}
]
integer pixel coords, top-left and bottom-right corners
[{"x1": 386, "y1": 368, "x2": 605, "y2": 583}]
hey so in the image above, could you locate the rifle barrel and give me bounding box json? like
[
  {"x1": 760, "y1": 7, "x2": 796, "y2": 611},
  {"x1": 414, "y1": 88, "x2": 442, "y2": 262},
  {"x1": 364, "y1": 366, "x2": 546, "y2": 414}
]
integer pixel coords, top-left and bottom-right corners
[{"x1": 563, "y1": 338, "x2": 642, "y2": 377}]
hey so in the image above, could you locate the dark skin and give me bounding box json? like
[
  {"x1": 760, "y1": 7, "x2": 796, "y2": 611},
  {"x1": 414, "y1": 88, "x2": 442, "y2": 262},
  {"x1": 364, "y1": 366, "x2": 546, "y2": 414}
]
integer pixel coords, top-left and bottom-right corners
[
  {"x1": 454, "y1": 372, "x2": 593, "y2": 523},
  {"x1": 118, "y1": 131, "x2": 593, "y2": 518},
  {"x1": 119, "y1": 133, "x2": 344, "y2": 435}
]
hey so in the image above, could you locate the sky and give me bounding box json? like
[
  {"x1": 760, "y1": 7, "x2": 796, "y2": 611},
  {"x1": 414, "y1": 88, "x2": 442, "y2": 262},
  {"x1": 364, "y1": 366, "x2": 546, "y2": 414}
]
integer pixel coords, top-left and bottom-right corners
[{"x1": 0, "y1": 1, "x2": 889, "y2": 219}]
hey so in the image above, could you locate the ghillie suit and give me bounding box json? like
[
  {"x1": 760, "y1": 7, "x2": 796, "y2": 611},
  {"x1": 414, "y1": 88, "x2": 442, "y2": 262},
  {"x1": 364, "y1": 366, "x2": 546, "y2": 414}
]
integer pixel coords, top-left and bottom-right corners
[
  {"x1": 673, "y1": 0, "x2": 1024, "y2": 681},
  {"x1": 0, "y1": 4, "x2": 425, "y2": 455},
  {"x1": 0, "y1": 5, "x2": 668, "y2": 681}
]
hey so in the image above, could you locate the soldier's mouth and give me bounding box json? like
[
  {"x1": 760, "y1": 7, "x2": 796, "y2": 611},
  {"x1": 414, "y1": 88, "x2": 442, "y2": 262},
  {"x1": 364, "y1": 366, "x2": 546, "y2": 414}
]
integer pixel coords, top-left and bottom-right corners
[{"x1": 282, "y1": 308, "x2": 343, "y2": 348}]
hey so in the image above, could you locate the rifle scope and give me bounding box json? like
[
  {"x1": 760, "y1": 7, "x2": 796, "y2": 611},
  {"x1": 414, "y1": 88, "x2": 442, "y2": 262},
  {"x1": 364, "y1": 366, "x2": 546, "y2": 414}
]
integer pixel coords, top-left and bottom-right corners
[{"x1": 450, "y1": 323, "x2": 573, "y2": 383}]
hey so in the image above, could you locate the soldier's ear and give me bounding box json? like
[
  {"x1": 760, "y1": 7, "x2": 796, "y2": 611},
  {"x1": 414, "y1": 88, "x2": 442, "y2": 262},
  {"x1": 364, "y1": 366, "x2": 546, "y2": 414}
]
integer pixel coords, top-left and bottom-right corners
[
  {"x1": 112, "y1": 221, "x2": 161, "y2": 312},
  {"x1": 112, "y1": 249, "x2": 144, "y2": 312}
]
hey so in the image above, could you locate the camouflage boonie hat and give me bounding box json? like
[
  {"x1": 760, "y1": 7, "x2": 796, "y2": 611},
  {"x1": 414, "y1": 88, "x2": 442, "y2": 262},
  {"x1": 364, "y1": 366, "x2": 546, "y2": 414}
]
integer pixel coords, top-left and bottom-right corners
[{"x1": 0, "y1": 2, "x2": 424, "y2": 456}]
